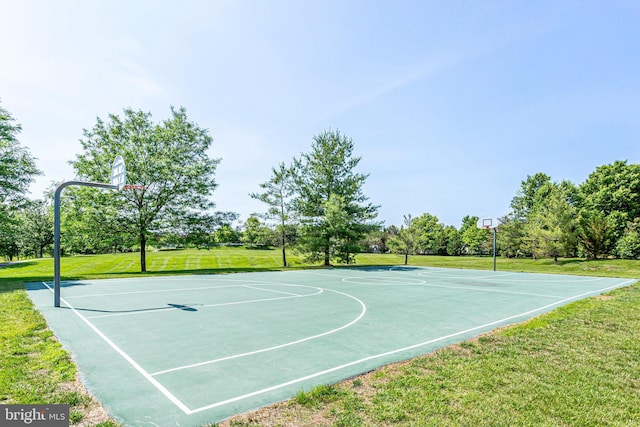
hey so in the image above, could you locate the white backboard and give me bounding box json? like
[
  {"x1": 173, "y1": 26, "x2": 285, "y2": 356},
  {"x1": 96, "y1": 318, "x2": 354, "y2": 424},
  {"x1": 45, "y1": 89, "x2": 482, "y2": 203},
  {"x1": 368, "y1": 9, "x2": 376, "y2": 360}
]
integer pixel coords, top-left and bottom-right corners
[
  {"x1": 477, "y1": 217, "x2": 500, "y2": 229},
  {"x1": 111, "y1": 155, "x2": 126, "y2": 191}
]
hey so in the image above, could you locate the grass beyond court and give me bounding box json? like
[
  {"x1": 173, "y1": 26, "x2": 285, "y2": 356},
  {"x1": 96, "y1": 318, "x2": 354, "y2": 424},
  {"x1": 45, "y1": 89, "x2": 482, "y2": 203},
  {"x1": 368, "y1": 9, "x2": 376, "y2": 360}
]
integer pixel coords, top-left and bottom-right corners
[{"x1": 1, "y1": 247, "x2": 639, "y2": 426}]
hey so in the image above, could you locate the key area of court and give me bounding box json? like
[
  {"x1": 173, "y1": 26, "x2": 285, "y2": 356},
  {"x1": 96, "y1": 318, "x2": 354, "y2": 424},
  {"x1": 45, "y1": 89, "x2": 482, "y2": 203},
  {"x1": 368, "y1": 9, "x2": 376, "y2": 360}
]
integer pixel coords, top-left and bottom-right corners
[{"x1": 26, "y1": 267, "x2": 635, "y2": 426}]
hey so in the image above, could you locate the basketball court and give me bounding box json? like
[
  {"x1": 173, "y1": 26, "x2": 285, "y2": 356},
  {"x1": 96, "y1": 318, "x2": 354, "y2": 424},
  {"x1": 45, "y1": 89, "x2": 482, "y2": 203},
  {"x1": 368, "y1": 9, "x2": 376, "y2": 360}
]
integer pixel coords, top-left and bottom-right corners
[{"x1": 26, "y1": 267, "x2": 634, "y2": 426}]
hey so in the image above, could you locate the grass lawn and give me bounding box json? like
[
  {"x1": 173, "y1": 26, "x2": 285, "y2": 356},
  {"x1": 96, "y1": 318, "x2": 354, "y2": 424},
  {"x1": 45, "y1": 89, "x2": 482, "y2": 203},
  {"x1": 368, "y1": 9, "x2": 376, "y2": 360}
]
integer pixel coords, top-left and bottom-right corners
[{"x1": 1, "y1": 247, "x2": 639, "y2": 426}]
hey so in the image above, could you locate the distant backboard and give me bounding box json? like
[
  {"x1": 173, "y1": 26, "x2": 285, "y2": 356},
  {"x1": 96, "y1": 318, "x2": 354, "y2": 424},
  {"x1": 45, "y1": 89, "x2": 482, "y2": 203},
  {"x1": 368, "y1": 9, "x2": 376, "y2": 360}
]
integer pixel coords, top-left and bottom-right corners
[
  {"x1": 111, "y1": 156, "x2": 126, "y2": 191},
  {"x1": 477, "y1": 217, "x2": 500, "y2": 229}
]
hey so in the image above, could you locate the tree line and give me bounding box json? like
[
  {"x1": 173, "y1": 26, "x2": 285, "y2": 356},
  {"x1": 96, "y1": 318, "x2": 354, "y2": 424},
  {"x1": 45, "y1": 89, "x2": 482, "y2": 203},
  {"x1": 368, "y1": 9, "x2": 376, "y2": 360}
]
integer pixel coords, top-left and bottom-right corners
[{"x1": 2, "y1": 100, "x2": 639, "y2": 269}]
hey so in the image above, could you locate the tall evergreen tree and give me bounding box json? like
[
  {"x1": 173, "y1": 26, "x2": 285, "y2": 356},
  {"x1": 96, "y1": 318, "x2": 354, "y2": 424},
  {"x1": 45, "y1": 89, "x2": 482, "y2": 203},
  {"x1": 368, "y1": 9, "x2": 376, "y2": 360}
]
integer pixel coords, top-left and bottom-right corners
[
  {"x1": 522, "y1": 184, "x2": 577, "y2": 262},
  {"x1": 292, "y1": 130, "x2": 379, "y2": 265}
]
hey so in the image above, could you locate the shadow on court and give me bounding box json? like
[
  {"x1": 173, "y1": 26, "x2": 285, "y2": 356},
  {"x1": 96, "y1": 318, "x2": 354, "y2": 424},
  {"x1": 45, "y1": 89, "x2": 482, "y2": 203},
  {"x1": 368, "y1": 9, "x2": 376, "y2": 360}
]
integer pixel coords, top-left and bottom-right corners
[{"x1": 59, "y1": 302, "x2": 201, "y2": 315}]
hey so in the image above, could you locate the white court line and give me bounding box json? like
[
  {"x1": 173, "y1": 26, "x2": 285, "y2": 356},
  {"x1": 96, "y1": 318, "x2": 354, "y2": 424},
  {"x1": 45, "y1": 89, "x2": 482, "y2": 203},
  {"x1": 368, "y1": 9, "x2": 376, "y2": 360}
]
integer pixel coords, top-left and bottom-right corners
[
  {"x1": 242, "y1": 285, "x2": 302, "y2": 297},
  {"x1": 151, "y1": 287, "x2": 367, "y2": 376},
  {"x1": 417, "y1": 283, "x2": 563, "y2": 298},
  {"x1": 392, "y1": 267, "x2": 518, "y2": 280},
  {"x1": 64, "y1": 283, "x2": 247, "y2": 299},
  {"x1": 341, "y1": 276, "x2": 563, "y2": 298},
  {"x1": 389, "y1": 266, "x2": 607, "y2": 283},
  {"x1": 39, "y1": 282, "x2": 193, "y2": 415},
  {"x1": 64, "y1": 276, "x2": 317, "y2": 299},
  {"x1": 188, "y1": 279, "x2": 636, "y2": 414}
]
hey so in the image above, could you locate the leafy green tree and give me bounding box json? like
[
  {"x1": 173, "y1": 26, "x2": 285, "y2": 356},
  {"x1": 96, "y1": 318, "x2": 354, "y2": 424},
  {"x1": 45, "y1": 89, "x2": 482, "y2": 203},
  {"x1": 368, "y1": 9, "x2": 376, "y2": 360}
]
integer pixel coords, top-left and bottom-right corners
[
  {"x1": 250, "y1": 162, "x2": 296, "y2": 266},
  {"x1": 18, "y1": 199, "x2": 54, "y2": 258},
  {"x1": 213, "y1": 224, "x2": 240, "y2": 244},
  {"x1": 0, "y1": 209, "x2": 21, "y2": 260},
  {"x1": 388, "y1": 214, "x2": 418, "y2": 265},
  {"x1": 0, "y1": 100, "x2": 41, "y2": 206},
  {"x1": 410, "y1": 213, "x2": 445, "y2": 254},
  {"x1": 497, "y1": 215, "x2": 525, "y2": 258},
  {"x1": 242, "y1": 215, "x2": 274, "y2": 248},
  {"x1": 580, "y1": 160, "x2": 640, "y2": 243},
  {"x1": 293, "y1": 130, "x2": 379, "y2": 265},
  {"x1": 61, "y1": 186, "x2": 134, "y2": 254},
  {"x1": 0, "y1": 101, "x2": 41, "y2": 260},
  {"x1": 70, "y1": 107, "x2": 220, "y2": 271},
  {"x1": 460, "y1": 215, "x2": 488, "y2": 255},
  {"x1": 577, "y1": 210, "x2": 618, "y2": 259},
  {"x1": 444, "y1": 225, "x2": 463, "y2": 256},
  {"x1": 510, "y1": 173, "x2": 552, "y2": 220},
  {"x1": 615, "y1": 219, "x2": 640, "y2": 259},
  {"x1": 360, "y1": 226, "x2": 392, "y2": 253},
  {"x1": 164, "y1": 211, "x2": 238, "y2": 248}
]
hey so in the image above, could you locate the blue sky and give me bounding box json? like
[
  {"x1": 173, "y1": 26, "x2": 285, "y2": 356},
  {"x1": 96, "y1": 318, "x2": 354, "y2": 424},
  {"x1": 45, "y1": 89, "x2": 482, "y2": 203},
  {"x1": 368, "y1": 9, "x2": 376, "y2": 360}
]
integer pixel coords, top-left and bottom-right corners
[{"x1": 1, "y1": 1, "x2": 638, "y2": 228}]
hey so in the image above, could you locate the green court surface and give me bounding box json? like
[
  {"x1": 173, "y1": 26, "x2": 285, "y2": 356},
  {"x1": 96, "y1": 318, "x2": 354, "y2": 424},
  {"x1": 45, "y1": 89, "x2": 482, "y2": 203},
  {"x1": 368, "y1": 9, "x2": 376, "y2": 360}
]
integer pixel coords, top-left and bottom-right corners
[{"x1": 26, "y1": 267, "x2": 635, "y2": 426}]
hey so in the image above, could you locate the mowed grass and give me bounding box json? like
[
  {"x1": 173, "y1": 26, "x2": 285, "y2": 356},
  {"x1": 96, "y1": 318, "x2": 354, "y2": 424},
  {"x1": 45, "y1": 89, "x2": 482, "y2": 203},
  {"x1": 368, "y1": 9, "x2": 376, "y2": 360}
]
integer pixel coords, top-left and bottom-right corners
[
  {"x1": 224, "y1": 286, "x2": 640, "y2": 426},
  {"x1": 1, "y1": 247, "x2": 639, "y2": 426}
]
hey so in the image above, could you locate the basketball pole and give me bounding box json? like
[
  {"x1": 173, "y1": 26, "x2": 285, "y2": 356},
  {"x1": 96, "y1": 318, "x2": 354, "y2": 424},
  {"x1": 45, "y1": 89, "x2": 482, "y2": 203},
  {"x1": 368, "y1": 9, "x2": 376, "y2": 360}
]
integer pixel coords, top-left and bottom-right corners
[
  {"x1": 54, "y1": 181, "x2": 118, "y2": 307},
  {"x1": 492, "y1": 227, "x2": 497, "y2": 271}
]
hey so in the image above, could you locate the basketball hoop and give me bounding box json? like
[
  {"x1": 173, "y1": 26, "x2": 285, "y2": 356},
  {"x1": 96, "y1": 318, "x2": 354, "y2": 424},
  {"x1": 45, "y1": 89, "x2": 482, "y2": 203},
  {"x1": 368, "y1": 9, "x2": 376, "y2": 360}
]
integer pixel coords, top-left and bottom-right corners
[
  {"x1": 111, "y1": 156, "x2": 126, "y2": 191},
  {"x1": 476, "y1": 216, "x2": 500, "y2": 272},
  {"x1": 123, "y1": 184, "x2": 146, "y2": 190},
  {"x1": 477, "y1": 217, "x2": 500, "y2": 230}
]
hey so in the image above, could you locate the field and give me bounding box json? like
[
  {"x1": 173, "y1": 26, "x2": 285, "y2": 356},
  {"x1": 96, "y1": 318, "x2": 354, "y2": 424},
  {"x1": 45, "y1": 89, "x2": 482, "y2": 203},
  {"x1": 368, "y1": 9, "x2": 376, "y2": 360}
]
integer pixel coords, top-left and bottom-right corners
[{"x1": 1, "y1": 247, "x2": 639, "y2": 426}]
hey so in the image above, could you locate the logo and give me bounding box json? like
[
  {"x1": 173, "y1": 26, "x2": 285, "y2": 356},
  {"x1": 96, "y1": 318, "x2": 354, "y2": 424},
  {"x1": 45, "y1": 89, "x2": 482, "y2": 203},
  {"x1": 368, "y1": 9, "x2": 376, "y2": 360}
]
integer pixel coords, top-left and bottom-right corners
[{"x1": 1, "y1": 405, "x2": 69, "y2": 426}]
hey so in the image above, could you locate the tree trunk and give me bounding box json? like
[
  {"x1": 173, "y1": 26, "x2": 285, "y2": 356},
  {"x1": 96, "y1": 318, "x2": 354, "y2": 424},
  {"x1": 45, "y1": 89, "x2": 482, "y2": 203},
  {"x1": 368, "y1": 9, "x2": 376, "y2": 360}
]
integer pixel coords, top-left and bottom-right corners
[
  {"x1": 140, "y1": 233, "x2": 147, "y2": 272},
  {"x1": 324, "y1": 245, "x2": 331, "y2": 266},
  {"x1": 404, "y1": 252, "x2": 408, "y2": 265},
  {"x1": 280, "y1": 223, "x2": 287, "y2": 267}
]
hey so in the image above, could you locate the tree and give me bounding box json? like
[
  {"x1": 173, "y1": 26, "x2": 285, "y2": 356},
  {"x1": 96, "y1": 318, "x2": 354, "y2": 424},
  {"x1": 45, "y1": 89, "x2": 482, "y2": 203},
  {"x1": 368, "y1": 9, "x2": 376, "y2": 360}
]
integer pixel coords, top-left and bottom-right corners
[
  {"x1": 388, "y1": 214, "x2": 419, "y2": 264},
  {"x1": 241, "y1": 215, "x2": 274, "y2": 248},
  {"x1": 0, "y1": 209, "x2": 21, "y2": 260},
  {"x1": 164, "y1": 211, "x2": 238, "y2": 249},
  {"x1": 213, "y1": 224, "x2": 240, "y2": 244},
  {"x1": 510, "y1": 173, "x2": 552, "y2": 221},
  {"x1": 0, "y1": 101, "x2": 41, "y2": 260},
  {"x1": 460, "y1": 215, "x2": 489, "y2": 255},
  {"x1": 580, "y1": 160, "x2": 640, "y2": 243},
  {"x1": 615, "y1": 219, "x2": 640, "y2": 259},
  {"x1": 323, "y1": 194, "x2": 363, "y2": 264},
  {"x1": 522, "y1": 184, "x2": 577, "y2": 263},
  {"x1": 444, "y1": 225, "x2": 463, "y2": 256},
  {"x1": 61, "y1": 186, "x2": 134, "y2": 254},
  {"x1": 19, "y1": 199, "x2": 54, "y2": 258},
  {"x1": 577, "y1": 210, "x2": 617, "y2": 259},
  {"x1": 410, "y1": 213, "x2": 445, "y2": 254},
  {"x1": 0, "y1": 100, "x2": 41, "y2": 206},
  {"x1": 250, "y1": 162, "x2": 296, "y2": 266},
  {"x1": 71, "y1": 107, "x2": 220, "y2": 271},
  {"x1": 497, "y1": 215, "x2": 525, "y2": 258},
  {"x1": 293, "y1": 130, "x2": 379, "y2": 266}
]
